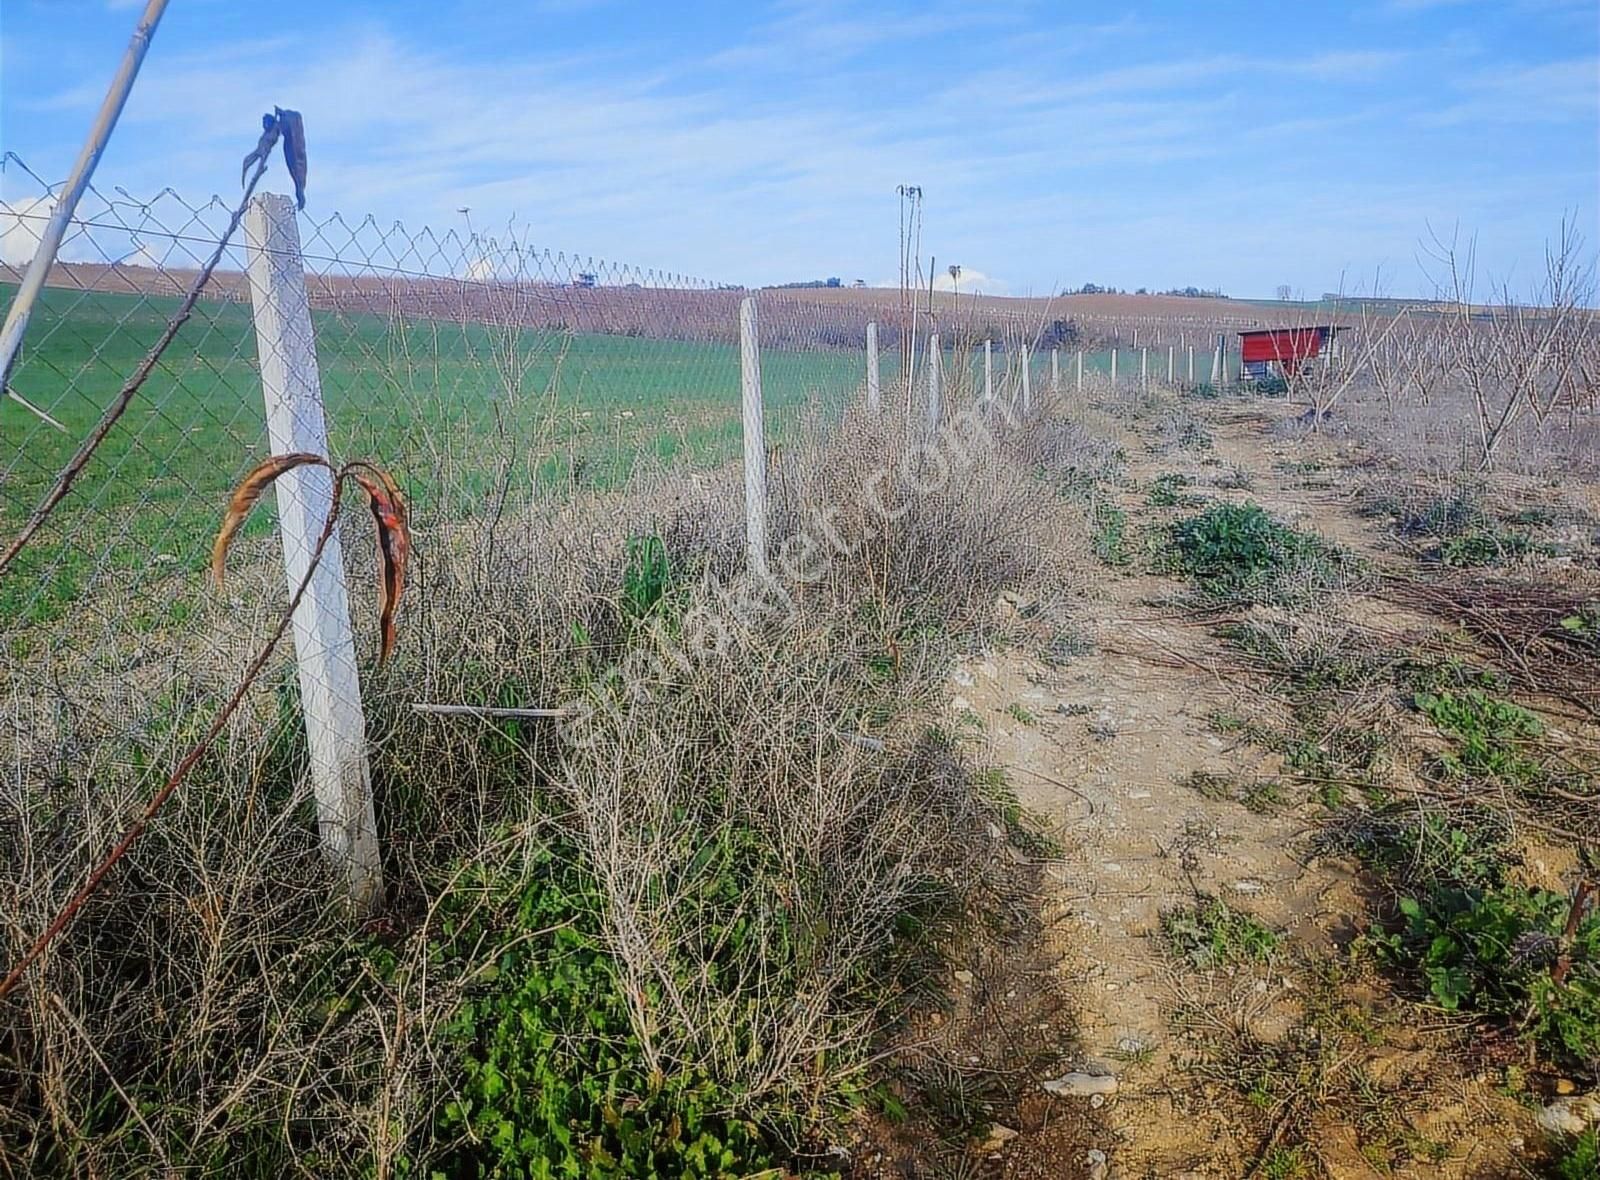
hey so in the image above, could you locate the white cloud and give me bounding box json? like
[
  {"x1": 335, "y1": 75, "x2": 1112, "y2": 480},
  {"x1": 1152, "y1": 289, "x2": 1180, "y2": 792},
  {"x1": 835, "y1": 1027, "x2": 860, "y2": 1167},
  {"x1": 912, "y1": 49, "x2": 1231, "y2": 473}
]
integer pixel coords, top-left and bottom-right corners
[
  {"x1": 6, "y1": 5, "x2": 1591, "y2": 300},
  {"x1": 931, "y1": 266, "x2": 1008, "y2": 296},
  {"x1": 0, "y1": 196, "x2": 53, "y2": 266}
]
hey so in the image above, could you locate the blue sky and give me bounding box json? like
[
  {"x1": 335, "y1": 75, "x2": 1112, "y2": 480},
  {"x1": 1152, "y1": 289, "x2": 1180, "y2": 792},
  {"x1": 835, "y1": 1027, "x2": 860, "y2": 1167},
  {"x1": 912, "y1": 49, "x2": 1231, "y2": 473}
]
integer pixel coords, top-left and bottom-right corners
[{"x1": 2, "y1": 0, "x2": 1596, "y2": 298}]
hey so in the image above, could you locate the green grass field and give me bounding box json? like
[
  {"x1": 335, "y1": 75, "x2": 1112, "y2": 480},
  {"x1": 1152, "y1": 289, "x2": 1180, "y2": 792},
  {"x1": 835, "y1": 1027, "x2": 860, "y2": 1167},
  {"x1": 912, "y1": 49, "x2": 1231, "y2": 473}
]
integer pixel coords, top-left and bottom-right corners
[
  {"x1": 0, "y1": 284, "x2": 878, "y2": 627},
  {"x1": 0, "y1": 283, "x2": 1171, "y2": 631}
]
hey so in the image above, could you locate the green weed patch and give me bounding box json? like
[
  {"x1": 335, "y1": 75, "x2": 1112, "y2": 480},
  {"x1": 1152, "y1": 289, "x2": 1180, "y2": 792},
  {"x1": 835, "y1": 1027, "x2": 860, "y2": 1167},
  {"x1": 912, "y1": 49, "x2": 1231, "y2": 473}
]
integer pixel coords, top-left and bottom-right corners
[
  {"x1": 1169, "y1": 502, "x2": 1341, "y2": 603},
  {"x1": 1162, "y1": 898, "x2": 1280, "y2": 969}
]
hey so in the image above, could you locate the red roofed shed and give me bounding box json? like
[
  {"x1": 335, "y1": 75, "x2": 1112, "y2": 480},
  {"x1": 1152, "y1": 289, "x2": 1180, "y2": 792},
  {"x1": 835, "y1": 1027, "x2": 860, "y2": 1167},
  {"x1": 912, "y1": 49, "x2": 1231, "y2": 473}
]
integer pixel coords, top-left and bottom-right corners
[{"x1": 1238, "y1": 326, "x2": 1345, "y2": 380}]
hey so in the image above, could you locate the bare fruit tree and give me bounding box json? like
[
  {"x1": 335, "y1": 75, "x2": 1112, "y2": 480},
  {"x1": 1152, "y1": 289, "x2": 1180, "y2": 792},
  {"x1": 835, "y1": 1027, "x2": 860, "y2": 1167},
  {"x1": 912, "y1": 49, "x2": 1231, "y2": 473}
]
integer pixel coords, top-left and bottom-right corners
[
  {"x1": 1286, "y1": 281, "x2": 1405, "y2": 428},
  {"x1": 1427, "y1": 217, "x2": 1596, "y2": 468}
]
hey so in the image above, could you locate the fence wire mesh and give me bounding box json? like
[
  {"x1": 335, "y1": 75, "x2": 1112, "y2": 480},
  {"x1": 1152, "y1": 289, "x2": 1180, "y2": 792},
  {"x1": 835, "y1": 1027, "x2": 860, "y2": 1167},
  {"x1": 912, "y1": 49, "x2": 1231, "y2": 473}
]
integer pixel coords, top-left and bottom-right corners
[{"x1": 0, "y1": 151, "x2": 1290, "y2": 824}]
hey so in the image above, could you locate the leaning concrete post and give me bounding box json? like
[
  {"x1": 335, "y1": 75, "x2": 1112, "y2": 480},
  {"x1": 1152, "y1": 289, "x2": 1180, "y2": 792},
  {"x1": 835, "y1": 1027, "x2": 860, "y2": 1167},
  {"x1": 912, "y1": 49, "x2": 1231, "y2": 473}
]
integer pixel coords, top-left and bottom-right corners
[{"x1": 245, "y1": 192, "x2": 381, "y2": 914}]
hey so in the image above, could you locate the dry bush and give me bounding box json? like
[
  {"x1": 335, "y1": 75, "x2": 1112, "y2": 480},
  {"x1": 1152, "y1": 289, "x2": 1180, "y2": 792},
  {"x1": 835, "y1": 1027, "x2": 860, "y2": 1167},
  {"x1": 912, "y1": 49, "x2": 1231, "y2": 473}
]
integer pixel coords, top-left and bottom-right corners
[
  {"x1": 554, "y1": 589, "x2": 997, "y2": 1107},
  {"x1": 1003, "y1": 402, "x2": 1126, "y2": 487},
  {"x1": 770, "y1": 395, "x2": 1089, "y2": 636},
  {"x1": 1, "y1": 381, "x2": 1086, "y2": 1174}
]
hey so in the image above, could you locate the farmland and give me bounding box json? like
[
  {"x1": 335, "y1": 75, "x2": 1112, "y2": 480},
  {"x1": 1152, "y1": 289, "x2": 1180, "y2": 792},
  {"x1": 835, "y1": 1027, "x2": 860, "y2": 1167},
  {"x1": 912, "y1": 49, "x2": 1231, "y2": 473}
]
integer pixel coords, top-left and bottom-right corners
[
  {"x1": 0, "y1": 271, "x2": 1258, "y2": 628},
  {"x1": 4, "y1": 261, "x2": 1598, "y2": 1180},
  {"x1": 0, "y1": 281, "x2": 877, "y2": 625}
]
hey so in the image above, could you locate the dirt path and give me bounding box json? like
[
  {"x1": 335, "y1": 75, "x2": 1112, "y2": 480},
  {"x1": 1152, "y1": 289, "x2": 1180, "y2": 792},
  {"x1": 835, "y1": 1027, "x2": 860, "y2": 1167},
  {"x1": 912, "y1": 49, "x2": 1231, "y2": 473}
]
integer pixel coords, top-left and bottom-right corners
[{"x1": 957, "y1": 401, "x2": 1534, "y2": 1178}]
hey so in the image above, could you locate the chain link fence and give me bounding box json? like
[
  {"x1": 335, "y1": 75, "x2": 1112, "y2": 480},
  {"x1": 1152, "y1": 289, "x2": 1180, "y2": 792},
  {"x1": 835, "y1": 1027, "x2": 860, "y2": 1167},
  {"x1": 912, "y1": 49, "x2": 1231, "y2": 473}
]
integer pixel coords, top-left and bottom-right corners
[{"x1": 0, "y1": 152, "x2": 1272, "y2": 871}]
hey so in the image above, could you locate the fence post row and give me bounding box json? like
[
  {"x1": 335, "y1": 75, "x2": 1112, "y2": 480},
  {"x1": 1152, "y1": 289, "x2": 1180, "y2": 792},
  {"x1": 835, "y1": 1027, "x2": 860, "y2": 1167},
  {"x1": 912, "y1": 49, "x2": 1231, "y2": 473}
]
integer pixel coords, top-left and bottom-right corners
[
  {"x1": 926, "y1": 332, "x2": 941, "y2": 429},
  {"x1": 243, "y1": 192, "x2": 382, "y2": 914},
  {"x1": 865, "y1": 320, "x2": 880, "y2": 413},
  {"x1": 739, "y1": 297, "x2": 769, "y2": 578}
]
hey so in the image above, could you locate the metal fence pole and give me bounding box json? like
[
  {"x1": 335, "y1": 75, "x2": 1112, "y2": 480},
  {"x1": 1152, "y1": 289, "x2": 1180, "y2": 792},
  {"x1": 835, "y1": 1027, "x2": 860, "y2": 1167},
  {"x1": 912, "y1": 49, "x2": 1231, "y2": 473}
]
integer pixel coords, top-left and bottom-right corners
[
  {"x1": 739, "y1": 297, "x2": 769, "y2": 577},
  {"x1": 865, "y1": 320, "x2": 880, "y2": 412},
  {"x1": 244, "y1": 192, "x2": 381, "y2": 913},
  {"x1": 0, "y1": 0, "x2": 170, "y2": 420}
]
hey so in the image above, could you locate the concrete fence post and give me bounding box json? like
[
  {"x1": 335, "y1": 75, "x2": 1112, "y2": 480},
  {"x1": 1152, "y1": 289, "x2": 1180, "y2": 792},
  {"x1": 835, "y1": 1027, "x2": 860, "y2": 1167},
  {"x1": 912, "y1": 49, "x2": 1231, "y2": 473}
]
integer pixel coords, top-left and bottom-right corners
[
  {"x1": 1051, "y1": 347, "x2": 1060, "y2": 392},
  {"x1": 1188, "y1": 345, "x2": 1195, "y2": 382},
  {"x1": 1110, "y1": 348, "x2": 1118, "y2": 385},
  {"x1": 1167, "y1": 344, "x2": 1175, "y2": 383},
  {"x1": 1210, "y1": 334, "x2": 1223, "y2": 385},
  {"x1": 1020, "y1": 346, "x2": 1032, "y2": 413},
  {"x1": 983, "y1": 338, "x2": 993, "y2": 405},
  {"x1": 865, "y1": 320, "x2": 880, "y2": 412},
  {"x1": 738, "y1": 297, "x2": 769, "y2": 577},
  {"x1": 1075, "y1": 348, "x2": 1083, "y2": 393},
  {"x1": 1140, "y1": 347, "x2": 1148, "y2": 388},
  {"x1": 926, "y1": 331, "x2": 941, "y2": 429},
  {"x1": 244, "y1": 192, "x2": 381, "y2": 914}
]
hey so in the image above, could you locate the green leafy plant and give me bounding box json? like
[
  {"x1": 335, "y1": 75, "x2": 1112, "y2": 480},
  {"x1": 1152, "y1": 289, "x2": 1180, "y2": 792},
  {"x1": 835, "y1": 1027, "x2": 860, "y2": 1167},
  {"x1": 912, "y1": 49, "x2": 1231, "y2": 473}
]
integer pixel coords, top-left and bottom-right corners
[
  {"x1": 1414, "y1": 688, "x2": 1545, "y2": 786},
  {"x1": 1148, "y1": 473, "x2": 1200, "y2": 508},
  {"x1": 1182, "y1": 770, "x2": 1286, "y2": 814},
  {"x1": 1432, "y1": 527, "x2": 1546, "y2": 567},
  {"x1": 1004, "y1": 702, "x2": 1037, "y2": 725},
  {"x1": 621, "y1": 532, "x2": 673, "y2": 623},
  {"x1": 1551, "y1": 1128, "x2": 1598, "y2": 1180},
  {"x1": 1169, "y1": 502, "x2": 1335, "y2": 602},
  {"x1": 1556, "y1": 605, "x2": 1600, "y2": 654},
  {"x1": 975, "y1": 767, "x2": 1061, "y2": 860},
  {"x1": 433, "y1": 849, "x2": 787, "y2": 1179},
  {"x1": 1091, "y1": 499, "x2": 1130, "y2": 567},
  {"x1": 1369, "y1": 881, "x2": 1600, "y2": 1063},
  {"x1": 1259, "y1": 1143, "x2": 1314, "y2": 1179},
  {"x1": 1162, "y1": 898, "x2": 1280, "y2": 969}
]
